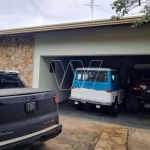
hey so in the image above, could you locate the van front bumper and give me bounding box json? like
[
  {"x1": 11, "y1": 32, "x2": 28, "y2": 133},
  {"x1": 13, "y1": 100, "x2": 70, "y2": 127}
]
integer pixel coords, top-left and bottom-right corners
[
  {"x1": 69, "y1": 96, "x2": 113, "y2": 106},
  {"x1": 1, "y1": 123, "x2": 62, "y2": 150}
]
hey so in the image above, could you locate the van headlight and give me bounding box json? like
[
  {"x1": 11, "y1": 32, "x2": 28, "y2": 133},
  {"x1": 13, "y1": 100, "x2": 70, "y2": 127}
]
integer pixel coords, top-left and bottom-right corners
[{"x1": 140, "y1": 85, "x2": 147, "y2": 90}]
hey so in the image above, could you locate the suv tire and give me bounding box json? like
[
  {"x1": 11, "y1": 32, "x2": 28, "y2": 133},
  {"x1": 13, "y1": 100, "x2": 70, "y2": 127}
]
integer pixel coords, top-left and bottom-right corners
[
  {"x1": 75, "y1": 102, "x2": 84, "y2": 110},
  {"x1": 126, "y1": 93, "x2": 138, "y2": 112},
  {"x1": 109, "y1": 99, "x2": 118, "y2": 115}
]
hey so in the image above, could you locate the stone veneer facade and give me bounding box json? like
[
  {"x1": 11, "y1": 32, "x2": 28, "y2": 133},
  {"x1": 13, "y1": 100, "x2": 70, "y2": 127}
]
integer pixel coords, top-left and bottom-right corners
[{"x1": 0, "y1": 34, "x2": 34, "y2": 87}]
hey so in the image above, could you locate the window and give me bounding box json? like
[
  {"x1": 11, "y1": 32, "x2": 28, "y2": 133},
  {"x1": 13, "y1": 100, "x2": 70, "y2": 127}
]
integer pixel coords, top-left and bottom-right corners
[
  {"x1": 111, "y1": 72, "x2": 117, "y2": 83},
  {"x1": 77, "y1": 73, "x2": 82, "y2": 80},
  {"x1": 82, "y1": 73, "x2": 88, "y2": 80},
  {"x1": 0, "y1": 74, "x2": 22, "y2": 89},
  {"x1": 76, "y1": 71, "x2": 107, "y2": 82},
  {"x1": 95, "y1": 72, "x2": 107, "y2": 82},
  {"x1": 76, "y1": 71, "x2": 83, "y2": 80}
]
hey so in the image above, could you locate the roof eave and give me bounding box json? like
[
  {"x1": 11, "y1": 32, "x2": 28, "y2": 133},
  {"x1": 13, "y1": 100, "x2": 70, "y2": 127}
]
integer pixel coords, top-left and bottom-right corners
[{"x1": 0, "y1": 16, "x2": 143, "y2": 36}]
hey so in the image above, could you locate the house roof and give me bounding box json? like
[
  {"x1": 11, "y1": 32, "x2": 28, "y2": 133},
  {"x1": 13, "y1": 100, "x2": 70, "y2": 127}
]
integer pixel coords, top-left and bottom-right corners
[{"x1": 0, "y1": 16, "x2": 143, "y2": 36}]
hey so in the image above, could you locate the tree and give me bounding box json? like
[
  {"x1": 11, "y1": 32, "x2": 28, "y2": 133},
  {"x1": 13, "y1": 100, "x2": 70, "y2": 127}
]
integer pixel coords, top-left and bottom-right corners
[{"x1": 111, "y1": 0, "x2": 150, "y2": 27}]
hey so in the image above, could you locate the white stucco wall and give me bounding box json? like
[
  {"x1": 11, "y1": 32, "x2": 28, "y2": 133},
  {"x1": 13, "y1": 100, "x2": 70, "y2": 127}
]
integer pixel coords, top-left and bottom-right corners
[
  {"x1": 33, "y1": 24, "x2": 150, "y2": 101},
  {"x1": 38, "y1": 57, "x2": 73, "y2": 102}
]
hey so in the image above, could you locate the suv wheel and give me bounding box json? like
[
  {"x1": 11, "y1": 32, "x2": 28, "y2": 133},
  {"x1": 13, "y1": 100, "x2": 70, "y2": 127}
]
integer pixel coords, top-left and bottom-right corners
[
  {"x1": 109, "y1": 99, "x2": 118, "y2": 115},
  {"x1": 75, "y1": 102, "x2": 84, "y2": 110},
  {"x1": 126, "y1": 93, "x2": 138, "y2": 112}
]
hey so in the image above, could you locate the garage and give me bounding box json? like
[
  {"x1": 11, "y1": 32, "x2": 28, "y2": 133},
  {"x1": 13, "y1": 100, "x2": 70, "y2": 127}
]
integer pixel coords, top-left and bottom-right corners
[
  {"x1": 32, "y1": 18, "x2": 150, "y2": 102},
  {"x1": 30, "y1": 17, "x2": 150, "y2": 128},
  {"x1": 36, "y1": 55, "x2": 150, "y2": 102}
]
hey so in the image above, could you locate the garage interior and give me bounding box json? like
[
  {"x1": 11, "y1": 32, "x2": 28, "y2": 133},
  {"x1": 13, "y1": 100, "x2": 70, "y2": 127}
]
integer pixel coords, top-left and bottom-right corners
[
  {"x1": 31, "y1": 20, "x2": 150, "y2": 129},
  {"x1": 38, "y1": 55, "x2": 150, "y2": 129},
  {"x1": 39, "y1": 55, "x2": 150, "y2": 102}
]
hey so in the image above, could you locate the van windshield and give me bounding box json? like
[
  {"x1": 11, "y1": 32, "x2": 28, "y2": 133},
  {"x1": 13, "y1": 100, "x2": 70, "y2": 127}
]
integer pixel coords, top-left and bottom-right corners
[{"x1": 76, "y1": 71, "x2": 107, "y2": 82}]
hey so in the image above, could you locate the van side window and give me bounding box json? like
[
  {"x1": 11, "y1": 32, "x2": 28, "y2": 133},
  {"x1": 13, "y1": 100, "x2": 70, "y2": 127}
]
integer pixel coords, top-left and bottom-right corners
[
  {"x1": 88, "y1": 71, "x2": 96, "y2": 81},
  {"x1": 76, "y1": 71, "x2": 107, "y2": 82},
  {"x1": 76, "y1": 71, "x2": 83, "y2": 80},
  {"x1": 82, "y1": 73, "x2": 88, "y2": 80},
  {"x1": 96, "y1": 72, "x2": 107, "y2": 82},
  {"x1": 111, "y1": 72, "x2": 117, "y2": 83},
  {"x1": 77, "y1": 73, "x2": 82, "y2": 80}
]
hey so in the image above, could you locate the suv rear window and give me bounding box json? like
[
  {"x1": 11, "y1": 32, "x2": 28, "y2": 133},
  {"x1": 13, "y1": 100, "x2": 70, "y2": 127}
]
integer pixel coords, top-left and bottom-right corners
[
  {"x1": 0, "y1": 74, "x2": 25, "y2": 89},
  {"x1": 76, "y1": 71, "x2": 107, "y2": 82}
]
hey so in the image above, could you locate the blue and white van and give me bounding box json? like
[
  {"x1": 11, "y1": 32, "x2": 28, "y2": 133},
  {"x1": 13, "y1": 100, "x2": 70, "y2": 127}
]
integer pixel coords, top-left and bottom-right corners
[{"x1": 69, "y1": 68, "x2": 125, "y2": 115}]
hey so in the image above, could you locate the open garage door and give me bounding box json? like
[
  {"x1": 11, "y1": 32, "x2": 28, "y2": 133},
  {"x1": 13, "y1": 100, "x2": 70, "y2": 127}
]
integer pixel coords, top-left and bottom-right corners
[
  {"x1": 31, "y1": 22, "x2": 150, "y2": 128},
  {"x1": 37, "y1": 55, "x2": 150, "y2": 130},
  {"x1": 38, "y1": 55, "x2": 150, "y2": 102}
]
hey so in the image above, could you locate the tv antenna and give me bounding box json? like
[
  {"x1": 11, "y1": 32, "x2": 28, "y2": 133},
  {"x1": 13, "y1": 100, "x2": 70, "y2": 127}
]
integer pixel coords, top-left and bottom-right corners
[{"x1": 84, "y1": 0, "x2": 99, "y2": 20}]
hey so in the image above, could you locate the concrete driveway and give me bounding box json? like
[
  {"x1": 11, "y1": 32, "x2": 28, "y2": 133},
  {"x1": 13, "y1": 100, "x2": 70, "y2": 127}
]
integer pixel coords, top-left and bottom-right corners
[
  {"x1": 32, "y1": 116, "x2": 150, "y2": 150},
  {"x1": 59, "y1": 101, "x2": 150, "y2": 130}
]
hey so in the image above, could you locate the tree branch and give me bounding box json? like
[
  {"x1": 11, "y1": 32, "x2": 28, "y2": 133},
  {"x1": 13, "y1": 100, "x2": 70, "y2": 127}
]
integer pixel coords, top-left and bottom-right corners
[{"x1": 127, "y1": 0, "x2": 148, "y2": 11}]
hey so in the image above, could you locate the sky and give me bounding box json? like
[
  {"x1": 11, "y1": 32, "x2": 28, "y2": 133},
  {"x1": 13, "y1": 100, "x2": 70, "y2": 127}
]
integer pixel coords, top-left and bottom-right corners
[{"x1": 0, "y1": 0, "x2": 140, "y2": 30}]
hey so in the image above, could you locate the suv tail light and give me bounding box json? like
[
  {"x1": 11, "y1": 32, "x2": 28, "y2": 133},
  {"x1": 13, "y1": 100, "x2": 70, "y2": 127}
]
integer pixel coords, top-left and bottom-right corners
[
  {"x1": 106, "y1": 90, "x2": 112, "y2": 93},
  {"x1": 53, "y1": 95, "x2": 59, "y2": 105}
]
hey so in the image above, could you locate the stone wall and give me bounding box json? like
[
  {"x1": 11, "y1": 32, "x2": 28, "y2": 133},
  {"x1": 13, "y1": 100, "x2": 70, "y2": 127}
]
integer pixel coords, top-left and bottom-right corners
[{"x1": 0, "y1": 34, "x2": 34, "y2": 87}]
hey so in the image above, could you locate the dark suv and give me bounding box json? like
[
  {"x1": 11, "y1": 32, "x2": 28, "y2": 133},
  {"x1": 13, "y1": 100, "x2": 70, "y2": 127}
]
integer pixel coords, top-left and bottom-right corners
[{"x1": 126, "y1": 67, "x2": 150, "y2": 112}]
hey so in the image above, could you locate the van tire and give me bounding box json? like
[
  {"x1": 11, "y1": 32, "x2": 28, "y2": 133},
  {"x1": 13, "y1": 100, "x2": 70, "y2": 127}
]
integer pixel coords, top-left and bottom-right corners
[
  {"x1": 75, "y1": 102, "x2": 84, "y2": 110},
  {"x1": 126, "y1": 93, "x2": 138, "y2": 113},
  {"x1": 109, "y1": 99, "x2": 118, "y2": 116}
]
